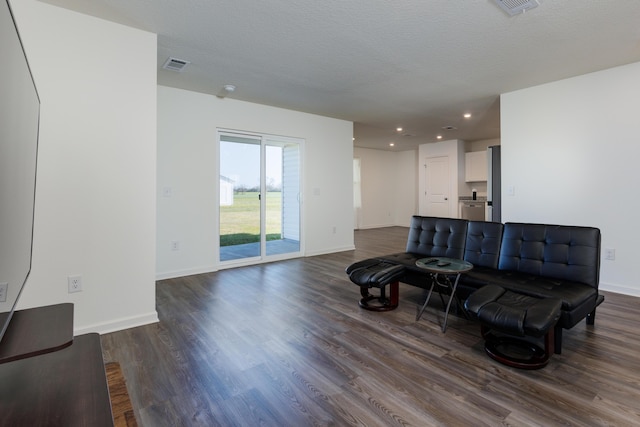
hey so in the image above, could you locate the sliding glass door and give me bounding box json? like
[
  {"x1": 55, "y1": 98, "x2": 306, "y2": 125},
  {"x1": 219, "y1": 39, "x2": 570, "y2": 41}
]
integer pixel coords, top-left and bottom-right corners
[
  {"x1": 219, "y1": 134, "x2": 261, "y2": 261},
  {"x1": 265, "y1": 139, "x2": 300, "y2": 256},
  {"x1": 219, "y1": 131, "x2": 301, "y2": 263}
]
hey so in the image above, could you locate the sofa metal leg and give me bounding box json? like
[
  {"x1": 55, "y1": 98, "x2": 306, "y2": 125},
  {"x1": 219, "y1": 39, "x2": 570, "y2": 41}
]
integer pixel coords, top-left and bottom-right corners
[
  {"x1": 554, "y1": 324, "x2": 562, "y2": 354},
  {"x1": 586, "y1": 308, "x2": 596, "y2": 325}
]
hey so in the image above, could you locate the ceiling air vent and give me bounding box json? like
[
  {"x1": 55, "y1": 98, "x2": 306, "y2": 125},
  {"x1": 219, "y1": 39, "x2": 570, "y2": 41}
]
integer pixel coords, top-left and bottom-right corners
[
  {"x1": 162, "y1": 57, "x2": 190, "y2": 72},
  {"x1": 493, "y1": 0, "x2": 539, "y2": 16}
]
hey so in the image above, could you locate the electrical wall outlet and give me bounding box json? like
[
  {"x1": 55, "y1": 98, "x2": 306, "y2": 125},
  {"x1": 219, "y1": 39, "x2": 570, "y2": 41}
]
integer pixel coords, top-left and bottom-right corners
[
  {"x1": 171, "y1": 241, "x2": 180, "y2": 251},
  {"x1": 68, "y1": 275, "x2": 82, "y2": 293},
  {"x1": 0, "y1": 282, "x2": 8, "y2": 302}
]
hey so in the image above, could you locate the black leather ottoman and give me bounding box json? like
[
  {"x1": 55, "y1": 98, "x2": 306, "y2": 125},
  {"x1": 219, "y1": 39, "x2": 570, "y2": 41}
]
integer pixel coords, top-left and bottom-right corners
[
  {"x1": 464, "y1": 285, "x2": 562, "y2": 369},
  {"x1": 346, "y1": 259, "x2": 405, "y2": 311}
]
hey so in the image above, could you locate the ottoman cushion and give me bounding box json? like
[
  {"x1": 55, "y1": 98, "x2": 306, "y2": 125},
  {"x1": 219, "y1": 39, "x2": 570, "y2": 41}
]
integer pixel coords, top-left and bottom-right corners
[
  {"x1": 346, "y1": 259, "x2": 405, "y2": 288},
  {"x1": 465, "y1": 285, "x2": 562, "y2": 337}
]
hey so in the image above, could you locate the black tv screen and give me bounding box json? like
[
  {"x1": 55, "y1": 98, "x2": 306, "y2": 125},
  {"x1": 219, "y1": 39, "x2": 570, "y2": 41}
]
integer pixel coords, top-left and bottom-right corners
[{"x1": 0, "y1": 0, "x2": 40, "y2": 342}]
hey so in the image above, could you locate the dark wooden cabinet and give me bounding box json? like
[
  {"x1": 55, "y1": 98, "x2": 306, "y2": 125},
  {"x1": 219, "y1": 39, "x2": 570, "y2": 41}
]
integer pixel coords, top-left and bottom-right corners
[
  {"x1": 0, "y1": 304, "x2": 113, "y2": 426},
  {"x1": 0, "y1": 303, "x2": 74, "y2": 364}
]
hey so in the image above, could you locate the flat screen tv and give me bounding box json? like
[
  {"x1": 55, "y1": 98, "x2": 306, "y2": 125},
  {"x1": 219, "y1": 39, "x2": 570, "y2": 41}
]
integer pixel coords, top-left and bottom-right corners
[{"x1": 0, "y1": 0, "x2": 40, "y2": 343}]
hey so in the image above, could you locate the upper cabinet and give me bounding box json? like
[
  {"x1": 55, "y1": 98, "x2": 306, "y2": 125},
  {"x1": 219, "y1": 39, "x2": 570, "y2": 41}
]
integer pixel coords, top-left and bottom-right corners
[{"x1": 465, "y1": 151, "x2": 487, "y2": 182}]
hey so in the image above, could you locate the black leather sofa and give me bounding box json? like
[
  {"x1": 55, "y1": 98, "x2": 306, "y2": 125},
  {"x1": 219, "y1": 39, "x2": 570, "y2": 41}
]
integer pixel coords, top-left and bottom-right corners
[{"x1": 348, "y1": 216, "x2": 604, "y2": 353}]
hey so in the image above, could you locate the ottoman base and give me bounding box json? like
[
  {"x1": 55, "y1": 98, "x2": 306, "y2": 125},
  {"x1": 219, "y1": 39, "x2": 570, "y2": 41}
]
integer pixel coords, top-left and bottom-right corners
[
  {"x1": 465, "y1": 285, "x2": 562, "y2": 369},
  {"x1": 358, "y1": 281, "x2": 399, "y2": 311},
  {"x1": 346, "y1": 259, "x2": 405, "y2": 312},
  {"x1": 482, "y1": 326, "x2": 554, "y2": 370}
]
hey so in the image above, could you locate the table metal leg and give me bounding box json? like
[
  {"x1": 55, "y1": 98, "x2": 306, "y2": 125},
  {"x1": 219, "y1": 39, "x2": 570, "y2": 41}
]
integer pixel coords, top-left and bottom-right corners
[
  {"x1": 417, "y1": 272, "x2": 465, "y2": 332},
  {"x1": 416, "y1": 276, "x2": 436, "y2": 321},
  {"x1": 441, "y1": 273, "x2": 462, "y2": 332}
]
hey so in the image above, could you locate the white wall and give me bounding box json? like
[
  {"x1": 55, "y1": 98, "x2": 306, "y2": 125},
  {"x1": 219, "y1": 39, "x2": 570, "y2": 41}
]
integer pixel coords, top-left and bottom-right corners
[
  {"x1": 157, "y1": 86, "x2": 354, "y2": 279},
  {"x1": 353, "y1": 147, "x2": 417, "y2": 229},
  {"x1": 12, "y1": 0, "x2": 158, "y2": 333},
  {"x1": 502, "y1": 61, "x2": 640, "y2": 296},
  {"x1": 393, "y1": 150, "x2": 419, "y2": 226}
]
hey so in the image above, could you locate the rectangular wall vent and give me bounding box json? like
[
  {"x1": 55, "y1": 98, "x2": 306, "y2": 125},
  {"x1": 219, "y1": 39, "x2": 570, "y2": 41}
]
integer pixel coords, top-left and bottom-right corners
[
  {"x1": 493, "y1": 0, "x2": 539, "y2": 16},
  {"x1": 162, "y1": 57, "x2": 190, "y2": 72}
]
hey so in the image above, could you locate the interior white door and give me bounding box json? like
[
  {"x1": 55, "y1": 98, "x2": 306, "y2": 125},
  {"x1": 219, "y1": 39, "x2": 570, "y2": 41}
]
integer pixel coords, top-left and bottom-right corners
[{"x1": 425, "y1": 156, "x2": 451, "y2": 217}]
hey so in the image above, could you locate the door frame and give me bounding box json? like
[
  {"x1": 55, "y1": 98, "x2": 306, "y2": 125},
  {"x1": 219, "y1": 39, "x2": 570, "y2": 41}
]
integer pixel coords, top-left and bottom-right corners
[{"x1": 217, "y1": 129, "x2": 304, "y2": 269}]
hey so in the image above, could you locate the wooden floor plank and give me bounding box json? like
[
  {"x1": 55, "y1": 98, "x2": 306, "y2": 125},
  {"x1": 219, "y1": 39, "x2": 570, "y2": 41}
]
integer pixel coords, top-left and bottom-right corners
[
  {"x1": 105, "y1": 362, "x2": 138, "y2": 427},
  {"x1": 102, "y1": 226, "x2": 640, "y2": 426}
]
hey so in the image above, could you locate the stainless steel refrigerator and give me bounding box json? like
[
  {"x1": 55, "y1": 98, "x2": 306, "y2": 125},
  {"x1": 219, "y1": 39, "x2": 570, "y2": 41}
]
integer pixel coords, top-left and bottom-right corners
[{"x1": 486, "y1": 145, "x2": 501, "y2": 222}]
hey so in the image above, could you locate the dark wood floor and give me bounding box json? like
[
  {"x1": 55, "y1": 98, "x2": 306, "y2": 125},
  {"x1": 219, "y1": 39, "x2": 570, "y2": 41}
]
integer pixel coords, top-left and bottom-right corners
[{"x1": 101, "y1": 227, "x2": 640, "y2": 426}]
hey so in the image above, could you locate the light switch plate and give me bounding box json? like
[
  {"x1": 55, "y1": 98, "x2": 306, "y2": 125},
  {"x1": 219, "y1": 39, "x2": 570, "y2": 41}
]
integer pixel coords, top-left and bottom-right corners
[
  {"x1": 0, "y1": 282, "x2": 7, "y2": 302},
  {"x1": 604, "y1": 248, "x2": 616, "y2": 261}
]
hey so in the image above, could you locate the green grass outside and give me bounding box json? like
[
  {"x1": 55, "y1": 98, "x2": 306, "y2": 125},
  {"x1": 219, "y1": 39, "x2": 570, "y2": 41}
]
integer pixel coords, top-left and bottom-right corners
[{"x1": 220, "y1": 192, "x2": 282, "y2": 246}]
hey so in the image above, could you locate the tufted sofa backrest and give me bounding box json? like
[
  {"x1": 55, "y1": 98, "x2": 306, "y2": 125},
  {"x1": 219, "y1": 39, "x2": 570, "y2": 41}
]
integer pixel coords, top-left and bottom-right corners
[
  {"x1": 405, "y1": 216, "x2": 468, "y2": 259},
  {"x1": 498, "y1": 223, "x2": 601, "y2": 288},
  {"x1": 464, "y1": 221, "x2": 504, "y2": 269}
]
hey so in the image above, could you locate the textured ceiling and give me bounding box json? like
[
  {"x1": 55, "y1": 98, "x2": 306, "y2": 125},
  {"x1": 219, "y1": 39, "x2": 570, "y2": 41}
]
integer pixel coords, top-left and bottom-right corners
[{"x1": 40, "y1": 0, "x2": 640, "y2": 150}]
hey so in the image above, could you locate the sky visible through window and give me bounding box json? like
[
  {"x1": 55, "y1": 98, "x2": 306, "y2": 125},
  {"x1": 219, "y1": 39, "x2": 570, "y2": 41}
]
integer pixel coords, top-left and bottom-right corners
[{"x1": 220, "y1": 141, "x2": 282, "y2": 190}]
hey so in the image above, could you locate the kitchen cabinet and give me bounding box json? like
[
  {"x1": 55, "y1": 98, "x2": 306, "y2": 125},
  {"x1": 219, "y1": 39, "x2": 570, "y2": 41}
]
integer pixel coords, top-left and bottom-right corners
[{"x1": 465, "y1": 151, "x2": 487, "y2": 182}]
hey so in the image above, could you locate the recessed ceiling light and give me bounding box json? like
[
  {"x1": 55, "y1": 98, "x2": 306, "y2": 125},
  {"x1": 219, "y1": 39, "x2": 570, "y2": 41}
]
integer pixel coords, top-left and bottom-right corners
[
  {"x1": 437, "y1": 135, "x2": 443, "y2": 139},
  {"x1": 464, "y1": 113, "x2": 472, "y2": 119},
  {"x1": 389, "y1": 142, "x2": 395, "y2": 147},
  {"x1": 396, "y1": 127, "x2": 403, "y2": 132}
]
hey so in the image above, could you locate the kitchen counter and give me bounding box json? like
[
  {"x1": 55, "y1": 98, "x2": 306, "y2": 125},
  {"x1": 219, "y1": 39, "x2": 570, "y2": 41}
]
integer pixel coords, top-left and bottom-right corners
[{"x1": 459, "y1": 196, "x2": 487, "y2": 202}]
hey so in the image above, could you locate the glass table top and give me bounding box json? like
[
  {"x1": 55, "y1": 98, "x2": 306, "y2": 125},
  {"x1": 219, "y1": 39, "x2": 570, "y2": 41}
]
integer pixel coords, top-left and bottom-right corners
[{"x1": 415, "y1": 257, "x2": 473, "y2": 274}]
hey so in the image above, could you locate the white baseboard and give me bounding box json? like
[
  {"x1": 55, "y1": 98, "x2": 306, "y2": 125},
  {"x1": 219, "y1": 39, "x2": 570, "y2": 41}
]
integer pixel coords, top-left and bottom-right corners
[
  {"x1": 304, "y1": 245, "x2": 356, "y2": 257},
  {"x1": 156, "y1": 265, "x2": 217, "y2": 281},
  {"x1": 356, "y1": 223, "x2": 396, "y2": 230},
  {"x1": 74, "y1": 311, "x2": 159, "y2": 336},
  {"x1": 599, "y1": 282, "x2": 640, "y2": 297}
]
